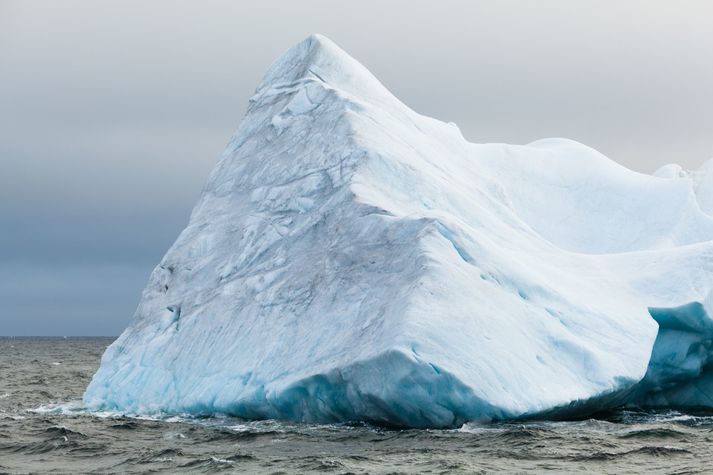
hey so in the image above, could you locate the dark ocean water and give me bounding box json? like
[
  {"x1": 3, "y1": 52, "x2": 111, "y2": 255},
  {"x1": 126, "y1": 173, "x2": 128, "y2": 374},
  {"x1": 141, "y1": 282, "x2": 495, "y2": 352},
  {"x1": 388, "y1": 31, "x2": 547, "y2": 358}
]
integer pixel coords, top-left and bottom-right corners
[{"x1": 1, "y1": 338, "x2": 713, "y2": 474}]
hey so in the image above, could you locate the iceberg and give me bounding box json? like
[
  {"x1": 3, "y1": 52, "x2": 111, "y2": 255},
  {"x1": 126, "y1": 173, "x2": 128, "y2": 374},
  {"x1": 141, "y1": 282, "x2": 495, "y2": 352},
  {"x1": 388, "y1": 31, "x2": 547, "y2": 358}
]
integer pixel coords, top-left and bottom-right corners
[{"x1": 84, "y1": 34, "x2": 713, "y2": 428}]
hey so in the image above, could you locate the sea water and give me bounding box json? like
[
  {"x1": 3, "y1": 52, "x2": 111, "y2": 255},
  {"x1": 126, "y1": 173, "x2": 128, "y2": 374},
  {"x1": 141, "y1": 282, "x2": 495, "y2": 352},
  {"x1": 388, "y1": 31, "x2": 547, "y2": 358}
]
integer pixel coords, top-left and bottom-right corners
[{"x1": 1, "y1": 337, "x2": 712, "y2": 474}]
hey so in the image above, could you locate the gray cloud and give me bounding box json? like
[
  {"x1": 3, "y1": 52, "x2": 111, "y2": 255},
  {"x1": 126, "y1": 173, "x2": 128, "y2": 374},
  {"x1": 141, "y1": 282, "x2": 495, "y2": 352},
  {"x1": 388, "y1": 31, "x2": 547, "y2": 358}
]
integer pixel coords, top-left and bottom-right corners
[{"x1": 2, "y1": 0, "x2": 712, "y2": 335}]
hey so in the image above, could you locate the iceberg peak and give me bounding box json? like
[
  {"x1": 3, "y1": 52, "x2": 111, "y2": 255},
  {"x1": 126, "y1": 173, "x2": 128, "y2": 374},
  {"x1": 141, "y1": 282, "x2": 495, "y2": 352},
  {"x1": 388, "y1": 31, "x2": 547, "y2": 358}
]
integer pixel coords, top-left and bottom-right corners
[{"x1": 254, "y1": 34, "x2": 397, "y2": 108}]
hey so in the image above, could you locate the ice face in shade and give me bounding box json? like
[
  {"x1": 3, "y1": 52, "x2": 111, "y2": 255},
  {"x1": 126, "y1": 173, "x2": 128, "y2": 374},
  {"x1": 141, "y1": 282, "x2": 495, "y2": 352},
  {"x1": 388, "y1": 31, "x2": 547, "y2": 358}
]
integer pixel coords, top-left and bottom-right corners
[{"x1": 84, "y1": 34, "x2": 713, "y2": 428}]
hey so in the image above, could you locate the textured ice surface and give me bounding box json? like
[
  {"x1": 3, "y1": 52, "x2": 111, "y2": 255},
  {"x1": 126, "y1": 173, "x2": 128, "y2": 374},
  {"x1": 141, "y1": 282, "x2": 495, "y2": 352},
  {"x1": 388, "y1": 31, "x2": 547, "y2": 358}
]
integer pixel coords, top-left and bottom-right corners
[{"x1": 85, "y1": 34, "x2": 713, "y2": 428}]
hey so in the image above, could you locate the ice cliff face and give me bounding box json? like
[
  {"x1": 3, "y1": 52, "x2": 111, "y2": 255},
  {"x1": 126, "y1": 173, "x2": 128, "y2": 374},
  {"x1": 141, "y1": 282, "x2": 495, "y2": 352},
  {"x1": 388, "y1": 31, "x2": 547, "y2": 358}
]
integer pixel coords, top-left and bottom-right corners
[{"x1": 84, "y1": 34, "x2": 713, "y2": 427}]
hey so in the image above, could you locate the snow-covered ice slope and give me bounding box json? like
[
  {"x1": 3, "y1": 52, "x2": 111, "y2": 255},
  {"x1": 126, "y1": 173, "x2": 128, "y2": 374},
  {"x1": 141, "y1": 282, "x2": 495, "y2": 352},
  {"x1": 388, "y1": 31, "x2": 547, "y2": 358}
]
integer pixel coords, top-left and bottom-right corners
[{"x1": 84, "y1": 34, "x2": 713, "y2": 427}]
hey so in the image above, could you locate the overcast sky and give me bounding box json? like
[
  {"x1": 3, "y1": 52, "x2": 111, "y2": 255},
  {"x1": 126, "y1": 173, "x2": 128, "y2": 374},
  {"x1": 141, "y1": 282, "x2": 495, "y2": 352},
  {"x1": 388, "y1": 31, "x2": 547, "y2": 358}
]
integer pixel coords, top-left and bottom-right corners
[{"x1": 2, "y1": 1, "x2": 713, "y2": 335}]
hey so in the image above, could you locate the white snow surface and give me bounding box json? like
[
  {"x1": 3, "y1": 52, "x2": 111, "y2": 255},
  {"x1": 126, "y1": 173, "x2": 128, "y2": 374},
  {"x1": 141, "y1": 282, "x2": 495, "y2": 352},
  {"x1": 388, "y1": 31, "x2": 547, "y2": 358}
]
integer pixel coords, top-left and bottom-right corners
[{"x1": 85, "y1": 34, "x2": 713, "y2": 427}]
